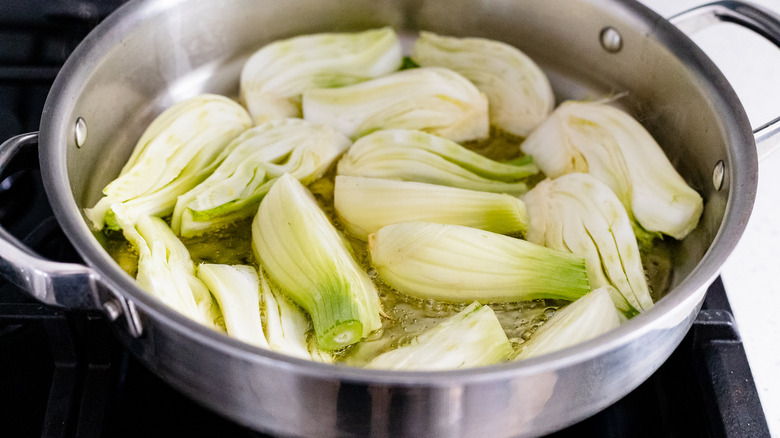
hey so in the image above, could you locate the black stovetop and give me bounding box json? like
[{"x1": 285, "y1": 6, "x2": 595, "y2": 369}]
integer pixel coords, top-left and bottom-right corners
[{"x1": 0, "y1": 2, "x2": 770, "y2": 437}]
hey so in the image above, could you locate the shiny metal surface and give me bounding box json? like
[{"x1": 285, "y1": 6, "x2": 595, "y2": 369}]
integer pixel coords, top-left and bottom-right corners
[
  {"x1": 755, "y1": 116, "x2": 780, "y2": 160},
  {"x1": 0, "y1": 0, "x2": 764, "y2": 436},
  {"x1": 713, "y1": 160, "x2": 726, "y2": 190},
  {"x1": 74, "y1": 117, "x2": 88, "y2": 148},
  {"x1": 0, "y1": 133, "x2": 143, "y2": 336},
  {"x1": 0, "y1": 133, "x2": 101, "y2": 310},
  {"x1": 599, "y1": 27, "x2": 624, "y2": 53},
  {"x1": 669, "y1": 0, "x2": 780, "y2": 161}
]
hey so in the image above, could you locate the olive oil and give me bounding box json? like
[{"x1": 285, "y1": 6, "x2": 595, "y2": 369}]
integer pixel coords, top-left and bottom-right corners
[{"x1": 103, "y1": 131, "x2": 674, "y2": 363}]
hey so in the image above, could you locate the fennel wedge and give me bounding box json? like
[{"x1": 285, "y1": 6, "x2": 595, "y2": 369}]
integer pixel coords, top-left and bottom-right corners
[
  {"x1": 240, "y1": 27, "x2": 402, "y2": 123},
  {"x1": 515, "y1": 287, "x2": 622, "y2": 360},
  {"x1": 368, "y1": 222, "x2": 590, "y2": 303},
  {"x1": 126, "y1": 216, "x2": 222, "y2": 330},
  {"x1": 85, "y1": 94, "x2": 252, "y2": 231},
  {"x1": 521, "y1": 100, "x2": 703, "y2": 240},
  {"x1": 197, "y1": 264, "x2": 268, "y2": 348},
  {"x1": 336, "y1": 129, "x2": 537, "y2": 195},
  {"x1": 172, "y1": 118, "x2": 351, "y2": 237},
  {"x1": 303, "y1": 67, "x2": 489, "y2": 142},
  {"x1": 252, "y1": 174, "x2": 382, "y2": 351},
  {"x1": 334, "y1": 175, "x2": 528, "y2": 240},
  {"x1": 523, "y1": 173, "x2": 653, "y2": 316},
  {"x1": 367, "y1": 301, "x2": 513, "y2": 370},
  {"x1": 412, "y1": 31, "x2": 554, "y2": 137}
]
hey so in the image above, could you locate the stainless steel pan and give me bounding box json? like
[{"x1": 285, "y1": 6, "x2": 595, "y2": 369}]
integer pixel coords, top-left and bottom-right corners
[{"x1": 1, "y1": 1, "x2": 779, "y2": 436}]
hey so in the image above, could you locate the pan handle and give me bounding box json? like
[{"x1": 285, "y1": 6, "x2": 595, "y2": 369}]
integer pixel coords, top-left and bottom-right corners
[
  {"x1": 0, "y1": 132, "x2": 143, "y2": 336},
  {"x1": 669, "y1": 0, "x2": 780, "y2": 161}
]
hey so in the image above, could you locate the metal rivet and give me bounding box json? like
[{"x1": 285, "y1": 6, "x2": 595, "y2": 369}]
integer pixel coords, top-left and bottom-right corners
[
  {"x1": 104, "y1": 299, "x2": 123, "y2": 321},
  {"x1": 74, "y1": 117, "x2": 87, "y2": 148},
  {"x1": 712, "y1": 160, "x2": 725, "y2": 190},
  {"x1": 600, "y1": 27, "x2": 623, "y2": 53}
]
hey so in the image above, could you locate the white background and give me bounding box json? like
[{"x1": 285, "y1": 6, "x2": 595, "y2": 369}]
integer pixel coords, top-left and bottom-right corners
[{"x1": 640, "y1": 0, "x2": 780, "y2": 435}]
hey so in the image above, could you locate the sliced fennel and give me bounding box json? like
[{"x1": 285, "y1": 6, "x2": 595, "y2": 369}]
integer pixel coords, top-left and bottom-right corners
[
  {"x1": 523, "y1": 173, "x2": 653, "y2": 315},
  {"x1": 125, "y1": 216, "x2": 221, "y2": 330},
  {"x1": 336, "y1": 129, "x2": 537, "y2": 195},
  {"x1": 412, "y1": 31, "x2": 554, "y2": 138},
  {"x1": 302, "y1": 67, "x2": 489, "y2": 142},
  {"x1": 240, "y1": 27, "x2": 402, "y2": 123},
  {"x1": 85, "y1": 94, "x2": 252, "y2": 231},
  {"x1": 261, "y1": 271, "x2": 333, "y2": 363},
  {"x1": 334, "y1": 175, "x2": 528, "y2": 240},
  {"x1": 368, "y1": 222, "x2": 590, "y2": 303},
  {"x1": 520, "y1": 100, "x2": 703, "y2": 240},
  {"x1": 252, "y1": 173, "x2": 382, "y2": 351},
  {"x1": 367, "y1": 301, "x2": 513, "y2": 370},
  {"x1": 196, "y1": 264, "x2": 269, "y2": 348},
  {"x1": 515, "y1": 287, "x2": 622, "y2": 360},
  {"x1": 171, "y1": 119, "x2": 351, "y2": 237}
]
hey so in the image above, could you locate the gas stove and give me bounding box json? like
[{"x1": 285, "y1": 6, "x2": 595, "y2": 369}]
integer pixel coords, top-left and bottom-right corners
[{"x1": 0, "y1": 1, "x2": 771, "y2": 437}]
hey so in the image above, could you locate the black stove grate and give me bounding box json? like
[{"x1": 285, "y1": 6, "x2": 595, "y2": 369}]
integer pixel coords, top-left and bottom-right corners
[{"x1": 0, "y1": 2, "x2": 771, "y2": 437}]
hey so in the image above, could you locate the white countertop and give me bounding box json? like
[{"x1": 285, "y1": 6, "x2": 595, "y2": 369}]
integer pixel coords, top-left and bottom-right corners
[{"x1": 640, "y1": 0, "x2": 780, "y2": 434}]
